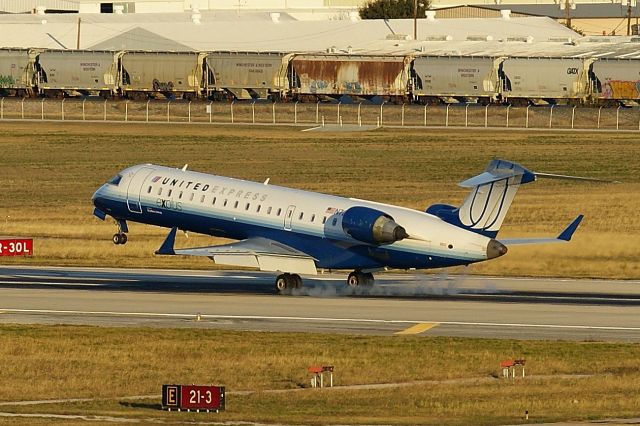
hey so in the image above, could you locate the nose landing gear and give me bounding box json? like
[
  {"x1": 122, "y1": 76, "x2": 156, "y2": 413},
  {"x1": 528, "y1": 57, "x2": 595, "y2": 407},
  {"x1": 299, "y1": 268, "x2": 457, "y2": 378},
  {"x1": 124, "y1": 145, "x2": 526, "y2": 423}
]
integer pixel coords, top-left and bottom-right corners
[
  {"x1": 112, "y1": 219, "x2": 129, "y2": 245},
  {"x1": 112, "y1": 233, "x2": 128, "y2": 245}
]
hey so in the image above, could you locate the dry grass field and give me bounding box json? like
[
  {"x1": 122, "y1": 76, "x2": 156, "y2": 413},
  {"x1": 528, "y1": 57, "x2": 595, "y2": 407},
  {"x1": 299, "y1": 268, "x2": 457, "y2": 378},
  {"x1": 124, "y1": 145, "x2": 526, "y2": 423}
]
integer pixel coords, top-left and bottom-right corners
[
  {"x1": 0, "y1": 325, "x2": 639, "y2": 425},
  {"x1": 1, "y1": 122, "x2": 639, "y2": 424},
  {"x1": 0, "y1": 121, "x2": 638, "y2": 278}
]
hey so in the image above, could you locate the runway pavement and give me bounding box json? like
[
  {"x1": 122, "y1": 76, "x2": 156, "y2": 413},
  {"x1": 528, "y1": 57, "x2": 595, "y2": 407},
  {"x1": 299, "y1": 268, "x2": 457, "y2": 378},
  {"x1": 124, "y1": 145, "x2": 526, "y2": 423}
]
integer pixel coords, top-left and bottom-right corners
[{"x1": 1, "y1": 265, "x2": 639, "y2": 341}]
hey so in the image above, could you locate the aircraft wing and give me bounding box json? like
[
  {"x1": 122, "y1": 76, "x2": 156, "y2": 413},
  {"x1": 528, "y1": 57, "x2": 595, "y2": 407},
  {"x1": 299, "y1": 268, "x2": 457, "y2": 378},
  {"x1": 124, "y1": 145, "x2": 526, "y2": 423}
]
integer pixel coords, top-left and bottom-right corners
[
  {"x1": 155, "y1": 227, "x2": 317, "y2": 275},
  {"x1": 498, "y1": 215, "x2": 583, "y2": 246}
]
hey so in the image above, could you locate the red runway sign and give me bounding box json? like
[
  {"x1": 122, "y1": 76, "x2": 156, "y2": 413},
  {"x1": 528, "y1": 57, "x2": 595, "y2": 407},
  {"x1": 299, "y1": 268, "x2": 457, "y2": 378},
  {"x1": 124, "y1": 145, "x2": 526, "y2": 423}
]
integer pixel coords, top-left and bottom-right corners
[
  {"x1": 0, "y1": 239, "x2": 33, "y2": 256},
  {"x1": 162, "y1": 384, "x2": 225, "y2": 412}
]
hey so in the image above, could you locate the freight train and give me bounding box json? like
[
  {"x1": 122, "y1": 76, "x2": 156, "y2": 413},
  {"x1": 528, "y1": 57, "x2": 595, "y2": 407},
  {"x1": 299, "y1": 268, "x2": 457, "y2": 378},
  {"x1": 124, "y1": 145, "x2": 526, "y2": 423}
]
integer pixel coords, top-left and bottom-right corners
[{"x1": 0, "y1": 47, "x2": 639, "y2": 105}]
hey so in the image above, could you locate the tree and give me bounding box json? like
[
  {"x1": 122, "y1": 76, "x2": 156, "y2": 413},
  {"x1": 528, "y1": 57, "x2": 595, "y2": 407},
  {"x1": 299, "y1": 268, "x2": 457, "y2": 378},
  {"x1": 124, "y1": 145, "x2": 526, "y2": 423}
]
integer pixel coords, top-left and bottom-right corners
[{"x1": 359, "y1": 0, "x2": 430, "y2": 20}]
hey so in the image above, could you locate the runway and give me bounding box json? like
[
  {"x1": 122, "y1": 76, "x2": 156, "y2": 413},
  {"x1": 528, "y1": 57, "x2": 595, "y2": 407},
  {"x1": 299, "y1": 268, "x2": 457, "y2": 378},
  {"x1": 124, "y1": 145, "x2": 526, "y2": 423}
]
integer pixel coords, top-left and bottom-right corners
[{"x1": 1, "y1": 265, "x2": 639, "y2": 341}]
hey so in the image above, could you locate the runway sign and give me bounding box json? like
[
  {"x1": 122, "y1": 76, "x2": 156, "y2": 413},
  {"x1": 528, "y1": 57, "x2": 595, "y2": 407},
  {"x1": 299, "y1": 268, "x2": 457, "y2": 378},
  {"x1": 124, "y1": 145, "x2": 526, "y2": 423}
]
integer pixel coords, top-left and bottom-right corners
[
  {"x1": 0, "y1": 239, "x2": 33, "y2": 256},
  {"x1": 162, "y1": 384, "x2": 225, "y2": 412}
]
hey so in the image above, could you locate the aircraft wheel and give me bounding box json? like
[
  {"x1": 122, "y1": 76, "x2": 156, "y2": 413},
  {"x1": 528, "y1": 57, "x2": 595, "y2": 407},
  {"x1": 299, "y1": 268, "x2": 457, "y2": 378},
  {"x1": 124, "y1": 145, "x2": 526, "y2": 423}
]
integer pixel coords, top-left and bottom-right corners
[
  {"x1": 362, "y1": 272, "x2": 374, "y2": 287},
  {"x1": 112, "y1": 233, "x2": 127, "y2": 245},
  {"x1": 347, "y1": 272, "x2": 361, "y2": 287},
  {"x1": 348, "y1": 271, "x2": 374, "y2": 287},
  {"x1": 275, "y1": 274, "x2": 289, "y2": 292},
  {"x1": 291, "y1": 274, "x2": 303, "y2": 289}
]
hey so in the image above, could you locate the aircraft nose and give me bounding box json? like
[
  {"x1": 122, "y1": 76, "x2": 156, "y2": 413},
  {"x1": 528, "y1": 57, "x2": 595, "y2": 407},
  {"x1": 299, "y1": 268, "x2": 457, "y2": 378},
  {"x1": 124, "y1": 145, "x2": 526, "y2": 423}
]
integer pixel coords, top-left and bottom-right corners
[
  {"x1": 486, "y1": 239, "x2": 508, "y2": 259},
  {"x1": 92, "y1": 185, "x2": 106, "y2": 208}
]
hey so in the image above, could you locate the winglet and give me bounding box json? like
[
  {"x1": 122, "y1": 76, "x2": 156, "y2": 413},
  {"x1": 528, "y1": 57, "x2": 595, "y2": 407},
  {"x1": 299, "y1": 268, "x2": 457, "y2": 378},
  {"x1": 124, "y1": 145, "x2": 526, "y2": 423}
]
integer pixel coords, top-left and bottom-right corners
[
  {"x1": 558, "y1": 215, "x2": 584, "y2": 241},
  {"x1": 155, "y1": 227, "x2": 178, "y2": 255}
]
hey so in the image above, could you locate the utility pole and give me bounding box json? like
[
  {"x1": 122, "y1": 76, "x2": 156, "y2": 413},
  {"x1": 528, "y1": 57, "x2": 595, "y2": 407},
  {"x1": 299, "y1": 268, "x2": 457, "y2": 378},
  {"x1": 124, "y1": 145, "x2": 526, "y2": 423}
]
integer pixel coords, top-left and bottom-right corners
[
  {"x1": 76, "y1": 17, "x2": 81, "y2": 49},
  {"x1": 413, "y1": 0, "x2": 417, "y2": 40},
  {"x1": 560, "y1": 0, "x2": 574, "y2": 29},
  {"x1": 627, "y1": 0, "x2": 632, "y2": 35}
]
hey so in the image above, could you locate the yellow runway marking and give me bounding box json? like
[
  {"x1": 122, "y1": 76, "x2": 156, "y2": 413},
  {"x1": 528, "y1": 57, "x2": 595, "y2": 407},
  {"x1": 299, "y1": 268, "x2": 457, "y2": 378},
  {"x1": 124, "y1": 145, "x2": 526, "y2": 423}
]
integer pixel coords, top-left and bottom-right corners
[{"x1": 395, "y1": 322, "x2": 439, "y2": 335}]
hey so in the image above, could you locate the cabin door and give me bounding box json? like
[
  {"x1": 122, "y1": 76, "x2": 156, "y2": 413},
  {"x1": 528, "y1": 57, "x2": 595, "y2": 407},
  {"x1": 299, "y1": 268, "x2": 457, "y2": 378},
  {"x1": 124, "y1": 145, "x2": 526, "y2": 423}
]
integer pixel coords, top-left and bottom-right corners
[{"x1": 126, "y1": 167, "x2": 154, "y2": 214}]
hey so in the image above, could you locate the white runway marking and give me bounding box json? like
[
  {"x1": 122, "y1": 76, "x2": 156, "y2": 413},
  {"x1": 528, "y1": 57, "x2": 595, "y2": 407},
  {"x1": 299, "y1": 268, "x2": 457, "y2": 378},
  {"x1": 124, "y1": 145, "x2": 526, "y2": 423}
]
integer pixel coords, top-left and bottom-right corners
[
  {"x1": 2, "y1": 308, "x2": 640, "y2": 332},
  {"x1": 0, "y1": 281, "x2": 103, "y2": 287},
  {"x1": 13, "y1": 275, "x2": 139, "y2": 282}
]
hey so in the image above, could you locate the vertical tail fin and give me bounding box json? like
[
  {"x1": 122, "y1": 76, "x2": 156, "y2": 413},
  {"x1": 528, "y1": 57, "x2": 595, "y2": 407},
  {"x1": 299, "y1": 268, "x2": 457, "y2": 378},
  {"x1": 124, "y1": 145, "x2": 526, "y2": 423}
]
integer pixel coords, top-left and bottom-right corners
[{"x1": 427, "y1": 159, "x2": 536, "y2": 238}]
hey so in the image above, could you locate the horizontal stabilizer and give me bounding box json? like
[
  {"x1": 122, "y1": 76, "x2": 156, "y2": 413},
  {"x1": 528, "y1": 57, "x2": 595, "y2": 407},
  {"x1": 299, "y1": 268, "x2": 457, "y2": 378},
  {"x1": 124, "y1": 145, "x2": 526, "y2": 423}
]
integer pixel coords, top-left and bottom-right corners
[
  {"x1": 499, "y1": 215, "x2": 584, "y2": 246},
  {"x1": 535, "y1": 172, "x2": 619, "y2": 184},
  {"x1": 458, "y1": 169, "x2": 521, "y2": 188}
]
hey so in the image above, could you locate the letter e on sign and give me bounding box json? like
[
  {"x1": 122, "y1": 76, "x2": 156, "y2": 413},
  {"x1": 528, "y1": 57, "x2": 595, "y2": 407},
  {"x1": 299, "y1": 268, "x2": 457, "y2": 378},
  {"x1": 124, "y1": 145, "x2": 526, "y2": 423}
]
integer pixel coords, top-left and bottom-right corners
[{"x1": 162, "y1": 385, "x2": 179, "y2": 408}]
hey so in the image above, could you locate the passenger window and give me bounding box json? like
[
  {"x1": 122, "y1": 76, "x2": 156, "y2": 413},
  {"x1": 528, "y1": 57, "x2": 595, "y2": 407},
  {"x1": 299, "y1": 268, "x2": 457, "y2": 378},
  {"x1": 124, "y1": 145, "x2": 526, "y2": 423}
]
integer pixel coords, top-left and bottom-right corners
[
  {"x1": 147, "y1": 186, "x2": 152, "y2": 194},
  {"x1": 311, "y1": 214, "x2": 315, "y2": 222},
  {"x1": 189, "y1": 193, "x2": 194, "y2": 201},
  {"x1": 299, "y1": 212, "x2": 304, "y2": 220},
  {"x1": 322, "y1": 217, "x2": 327, "y2": 224},
  {"x1": 267, "y1": 206, "x2": 272, "y2": 214},
  {"x1": 287, "y1": 210, "x2": 292, "y2": 218},
  {"x1": 200, "y1": 195, "x2": 205, "y2": 203},
  {"x1": 168, "y1": 189, "x2": 172, "y2": 197},
  {"x1": 157, "y1": 187, "x2": 162, "y2": 196},
  {"x1": 234, "y1": 201, "x2": 239, "y2": 209},
  {"x1": 245, "y1": 203, "x2": 250, "y2": 211},
  {"x1": 277, "y1": 208, "x2": 282, "y2": 216},
  {"x1": 256, "y1": 205, "x2": 261, "y2": 213},
  {"x1": 223, "y1": 199, "x2": 228, "y2": 207},
  {"x1": 212, "y1": 197, "x2": 217, "y2": 205},
  {"x1": 179, "y1": 191, "x2": 183, "y2": 199}
]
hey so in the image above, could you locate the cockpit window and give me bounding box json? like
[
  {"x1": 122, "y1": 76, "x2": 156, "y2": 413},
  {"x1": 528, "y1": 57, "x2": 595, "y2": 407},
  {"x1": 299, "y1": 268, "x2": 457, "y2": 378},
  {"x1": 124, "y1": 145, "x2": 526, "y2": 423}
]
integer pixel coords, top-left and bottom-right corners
[{"x1": 108, "y1": 174, "x2": 122, "y2": 185}]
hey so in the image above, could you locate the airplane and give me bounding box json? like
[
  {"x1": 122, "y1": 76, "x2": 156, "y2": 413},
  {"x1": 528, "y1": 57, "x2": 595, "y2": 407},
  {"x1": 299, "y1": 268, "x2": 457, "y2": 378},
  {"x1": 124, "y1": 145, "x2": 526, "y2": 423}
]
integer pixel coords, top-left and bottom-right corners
[{"x1": 92, "y1": 159, "x2": 594, "y2": 292}]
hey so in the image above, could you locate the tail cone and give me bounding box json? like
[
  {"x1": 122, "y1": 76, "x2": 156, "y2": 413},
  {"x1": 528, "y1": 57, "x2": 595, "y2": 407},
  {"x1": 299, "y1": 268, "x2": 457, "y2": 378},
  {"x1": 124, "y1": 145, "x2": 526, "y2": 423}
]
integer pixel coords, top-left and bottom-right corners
[{"x1": 487, "y1": 239, "x2": 508, "y2": 259}]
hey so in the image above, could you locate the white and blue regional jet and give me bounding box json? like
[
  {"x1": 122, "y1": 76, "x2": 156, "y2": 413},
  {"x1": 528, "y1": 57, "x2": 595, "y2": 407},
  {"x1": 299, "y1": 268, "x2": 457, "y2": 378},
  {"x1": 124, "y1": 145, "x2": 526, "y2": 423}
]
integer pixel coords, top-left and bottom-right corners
[{"x1": 92, "y1": 159, "x2": 587, "y2": 292}]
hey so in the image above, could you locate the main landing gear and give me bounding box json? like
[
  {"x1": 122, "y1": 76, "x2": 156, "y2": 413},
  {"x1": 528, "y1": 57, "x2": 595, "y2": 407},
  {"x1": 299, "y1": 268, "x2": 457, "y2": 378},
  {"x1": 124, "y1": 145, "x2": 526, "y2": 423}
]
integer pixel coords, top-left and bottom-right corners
[
  {"x1": 275, "y1": 273, "x2": 302, "y2": 292},
  {"x1": 347, "y1": 271, "x2": 374, "y2": 287},
  {"x1": 274, "y1": 270, "x2": 375, "y2": 293}
]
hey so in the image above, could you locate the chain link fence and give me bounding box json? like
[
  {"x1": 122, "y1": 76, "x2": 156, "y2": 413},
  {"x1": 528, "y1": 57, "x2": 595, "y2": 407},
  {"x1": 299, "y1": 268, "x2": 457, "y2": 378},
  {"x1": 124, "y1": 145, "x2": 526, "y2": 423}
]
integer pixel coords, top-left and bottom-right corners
[{"x1": 1, "y1": 98, "x2": 640, "y2": 131}]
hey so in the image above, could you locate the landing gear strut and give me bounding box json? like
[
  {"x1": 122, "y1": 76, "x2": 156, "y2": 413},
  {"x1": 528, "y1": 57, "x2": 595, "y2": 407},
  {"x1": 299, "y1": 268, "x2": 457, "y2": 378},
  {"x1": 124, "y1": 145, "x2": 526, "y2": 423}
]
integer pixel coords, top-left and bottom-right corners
[
  {"x1": 275, "y1": 273, "x2": 302, "y2": 292},
  {"x1": 347, "y1": 271, "x2": 374, "y2": 287}
]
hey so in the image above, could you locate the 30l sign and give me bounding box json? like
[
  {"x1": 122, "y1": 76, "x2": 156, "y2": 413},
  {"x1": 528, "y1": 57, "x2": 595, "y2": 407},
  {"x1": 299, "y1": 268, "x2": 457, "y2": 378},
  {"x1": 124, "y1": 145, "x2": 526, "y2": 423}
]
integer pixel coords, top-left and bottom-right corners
[
  {"x1": 162, "y1": 384, "x2": 225, "y2": 412},
  {"x1": 0, "y1": 239, "x2": 33, "y2": 256}
]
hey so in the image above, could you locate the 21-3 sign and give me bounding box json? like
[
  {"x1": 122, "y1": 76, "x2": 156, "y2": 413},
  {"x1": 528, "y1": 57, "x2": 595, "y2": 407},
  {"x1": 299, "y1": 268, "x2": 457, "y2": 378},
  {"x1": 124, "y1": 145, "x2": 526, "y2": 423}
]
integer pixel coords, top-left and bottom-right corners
[{"x1": 162, "y1": 384, "x2": 225, "y2": 412}]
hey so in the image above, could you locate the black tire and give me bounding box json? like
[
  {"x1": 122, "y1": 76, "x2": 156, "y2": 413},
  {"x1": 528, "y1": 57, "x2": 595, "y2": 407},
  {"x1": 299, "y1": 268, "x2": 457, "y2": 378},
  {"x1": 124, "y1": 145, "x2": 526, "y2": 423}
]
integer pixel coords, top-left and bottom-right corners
[
  {"x1": 120, "y1": 233, "x2": 128, "y2": 244},
  {"x1": 275, "y1": 274, "x2": 288, "y2": 292},
  {"x1": 347, "y1": 272, "x2": 361, "y2": 287},
  {"x1": 112, "y1": 234, "x2": 121, "y2": 245},
  {"x1": 291, "y1": 274, "x2": 302, "y2": 289},
  {"x1": 362, "y1": 272, "x2": 374, "y2": 287}
]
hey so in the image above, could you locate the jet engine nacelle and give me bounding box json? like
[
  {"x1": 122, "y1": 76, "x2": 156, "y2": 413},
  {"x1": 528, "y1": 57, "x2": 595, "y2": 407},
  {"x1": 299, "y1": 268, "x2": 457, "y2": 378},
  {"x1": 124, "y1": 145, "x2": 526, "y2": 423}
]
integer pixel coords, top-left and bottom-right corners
[{"x1": 341, "y1": 206, "x2": 409, "y2": 244}]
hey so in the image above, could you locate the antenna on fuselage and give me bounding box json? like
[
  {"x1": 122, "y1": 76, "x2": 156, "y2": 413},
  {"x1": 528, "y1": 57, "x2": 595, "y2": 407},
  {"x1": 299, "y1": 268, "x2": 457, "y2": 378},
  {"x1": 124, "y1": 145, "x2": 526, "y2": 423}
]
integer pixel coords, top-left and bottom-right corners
[{"x1": 181, "y1": 164, "x2": 188, "y2": 171}]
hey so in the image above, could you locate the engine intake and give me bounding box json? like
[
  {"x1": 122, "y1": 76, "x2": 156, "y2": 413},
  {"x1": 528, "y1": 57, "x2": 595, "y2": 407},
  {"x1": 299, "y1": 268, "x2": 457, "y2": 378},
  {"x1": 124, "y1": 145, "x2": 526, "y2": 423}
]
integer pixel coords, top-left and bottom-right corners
[{"x1": 342, "y1": 206, "x2": 409, "y2": 244}]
